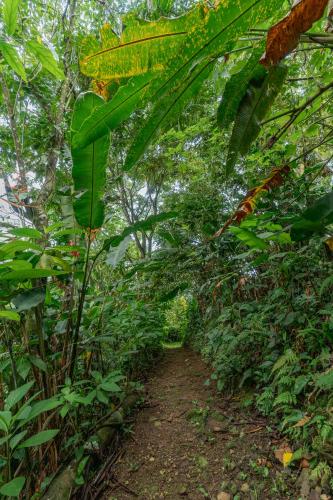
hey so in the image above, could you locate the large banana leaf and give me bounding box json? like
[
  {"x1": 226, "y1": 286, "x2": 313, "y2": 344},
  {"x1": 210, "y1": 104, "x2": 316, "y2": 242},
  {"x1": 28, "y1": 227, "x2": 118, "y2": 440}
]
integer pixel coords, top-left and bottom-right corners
[
  {"x1": 124, "y1": 0, "x2": 279, "y2": 171},
  {"x1": 79, "y1": 5, "x2": 206, "y2": 81},
  {"x1": 226, "y1": 63, "x2": 288, "y2": 173},
  {"x1": 217, "y1": 44, "x2": 265, "y2": 129},
  {"x1": 71, "y1": 92, "x2": 110, "y2": 230},
  {"x1": 124, "y1": 58, "x2": 215, "y2": 170},
  {"x1": 72, "y1": 73, "x2": 152, "y2": 151}
]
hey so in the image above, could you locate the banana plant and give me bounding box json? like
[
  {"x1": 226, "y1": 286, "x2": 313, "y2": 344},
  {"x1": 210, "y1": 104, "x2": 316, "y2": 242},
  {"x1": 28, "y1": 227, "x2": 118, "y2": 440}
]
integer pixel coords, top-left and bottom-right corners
[
  {"x1": 71, "y1": 92, "x2": 110, "y2": 230},
  {"x1": 69, "y1": 92, "x2": 111, "y2": 378},
  {"x1": 73, "y1": 0, "x2": 281, "y2": 169}
]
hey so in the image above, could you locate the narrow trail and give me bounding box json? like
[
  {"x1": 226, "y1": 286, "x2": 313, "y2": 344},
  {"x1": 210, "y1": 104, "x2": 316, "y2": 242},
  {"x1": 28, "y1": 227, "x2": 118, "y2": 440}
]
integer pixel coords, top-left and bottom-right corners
[{"x1": 106, "y1": 349, "x2": 299, "y2": 499}]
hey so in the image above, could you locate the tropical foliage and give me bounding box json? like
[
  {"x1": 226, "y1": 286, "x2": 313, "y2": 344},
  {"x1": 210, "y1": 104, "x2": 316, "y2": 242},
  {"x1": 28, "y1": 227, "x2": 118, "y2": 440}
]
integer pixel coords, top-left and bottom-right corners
[{"x1": 0, "y1": 0, "x2": 333, "y2": 497}]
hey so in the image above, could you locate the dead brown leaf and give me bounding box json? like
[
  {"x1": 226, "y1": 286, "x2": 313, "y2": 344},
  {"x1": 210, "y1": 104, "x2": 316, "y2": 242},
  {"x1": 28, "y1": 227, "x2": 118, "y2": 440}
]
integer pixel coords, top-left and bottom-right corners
[
  {"x1": 274, "y1": 443, "x2": 293, "y2": 465},
  {"x1": 300, "y1": 457, "x2": 310, "y2": 468},
  {"x1": 325, "y1": 236, "x2": 333, "y2": 252},
  {"x1": 213, "y1": 165, "x2": 290, "y2": 239},
  {"x1": 261, "y1": 0, "x2": 329, "y2": 67},
  {"x1": 293, "y1": 415, "x2": 311, "y2": 428}
]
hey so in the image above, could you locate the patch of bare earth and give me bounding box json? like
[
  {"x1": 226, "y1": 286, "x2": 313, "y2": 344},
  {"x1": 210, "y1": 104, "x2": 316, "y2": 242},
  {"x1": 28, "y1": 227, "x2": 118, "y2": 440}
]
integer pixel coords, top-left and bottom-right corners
[{"x1": 105, "y1": 348, "x2": 299, "y2": 499}]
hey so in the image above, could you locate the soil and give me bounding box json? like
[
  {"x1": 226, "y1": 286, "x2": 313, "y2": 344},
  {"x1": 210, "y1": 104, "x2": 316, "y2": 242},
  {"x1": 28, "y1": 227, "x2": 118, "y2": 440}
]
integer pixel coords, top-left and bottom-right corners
[{"x1": 104, "y1": 348, "x2": 301, "y2": 500}]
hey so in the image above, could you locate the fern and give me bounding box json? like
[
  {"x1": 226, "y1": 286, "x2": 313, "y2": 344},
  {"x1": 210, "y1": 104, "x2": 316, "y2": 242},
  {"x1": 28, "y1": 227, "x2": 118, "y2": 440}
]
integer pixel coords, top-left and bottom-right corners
[
  {"x1": 277, "y1": 375, "x2": 294, "y2": 387},
  {"x1": 294, "y1": 374, "x2": 311, "y2": 395},
  {"x1": 315, "y1": 369, "x2": 333, "y2": 390},
  {"x1": 320, "y1": 275, "x2": 333, "y2": 297},
  {"x1": 226, "y1": 63, "x2": 288, "y2": 174},
  {"x1": 256, "y1": 386, "x2": 274, "y2": 415},
  {"x1": 320, "y1": 424, "x2": 333, "y2": 444},
  {"x1": 310, "y1": 462, "x2": 331, "y2": 485},
  {"x1": 272, "y1": 348, "x2": 298, "y2": 373},
  {"x1": 273, "y1": 391, "x2": 295, "y2": 407}
]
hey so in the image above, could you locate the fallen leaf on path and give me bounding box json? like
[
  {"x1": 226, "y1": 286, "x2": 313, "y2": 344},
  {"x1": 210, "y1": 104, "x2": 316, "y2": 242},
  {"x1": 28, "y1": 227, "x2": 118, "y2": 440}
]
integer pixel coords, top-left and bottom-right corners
[
  {"x1": 300, "y1": 457, "x2": 310, "y2": 468},
  {"x1": 217, "y1": 493, "x2": 231, "y2": 500},
  {"x1": 274, "y1": 443, "x2": 293, "y2": 466},
  {"x1": 257, "y1": 457, "x2": 272, "y2": 467},
  {"x1": 246, "y1": 426, "x2": 264, "y2": 434}
]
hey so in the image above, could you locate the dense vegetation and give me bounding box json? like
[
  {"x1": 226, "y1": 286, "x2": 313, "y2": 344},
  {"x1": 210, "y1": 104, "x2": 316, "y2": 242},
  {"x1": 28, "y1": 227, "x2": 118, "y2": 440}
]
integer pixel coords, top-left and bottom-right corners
[{"x1": 0, "y1": 0, "x2": 332, "y2": 497}]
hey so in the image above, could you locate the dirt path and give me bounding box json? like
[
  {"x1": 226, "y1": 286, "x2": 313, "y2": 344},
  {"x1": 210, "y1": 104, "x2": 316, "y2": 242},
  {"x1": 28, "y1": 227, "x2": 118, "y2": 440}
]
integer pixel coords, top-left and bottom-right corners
[{"x1": 106, "y1": 348, "x2": 299, "y2": 499}]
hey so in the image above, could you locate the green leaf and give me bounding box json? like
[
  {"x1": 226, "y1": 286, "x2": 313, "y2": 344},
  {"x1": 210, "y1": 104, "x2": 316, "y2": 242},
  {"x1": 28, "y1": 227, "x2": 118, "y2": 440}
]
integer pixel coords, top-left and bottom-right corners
[
  {"x1": 29, "y1": 355, "x2": 47, "y2": 372},
  {"x1": 2, "y1": 260, "x2": 33, "y2": 271},
  {"x1": 96, "y1": 389, "x2": 109, "y2": 404},
  {"x1": 71, "y1": 92, "x2": 110, "y2": 229},
  {"x1": 106, "y1": 236, "x2": 131, "y2": 267},
  {"x1": 100, "y1": 381, "x2": 121, "y2": 392},
  {"x1": 12, "y1": 288, "x2": 46, "y2": 312},
  {"x1": 229, "y1": 227, "x2": 267, "y2": 250},
  {"x1": 0, "y1": 269, "x2": 67, "y2": 281},
  {"x1": 160, "y1": 283, "x2": 188, "y2": 302},
  {"x1": 50, "y1": 228, "x2": 83, "y2": 238},
  {"x1": 0, "y1": 240, "x2": 42, "y2": 257},
  {"x1": 124, "y1": 0, "x2": 278, "y2": 170},
  {"x1": 19, "y1": 429, "x2": 59, "y2": 448},
  {"x1": 10, "y1": 228, "x2": 43, "y2": 239},
  {"x1": 0, "y1": 411, "x2": 12, "y2": 432},
  {"x1": 217, "y1": 44, "x2": 265, "y2": 129},
  {"x1": 72, "y1": 73, "x2": 152, "y2": 151},
  {"x1": 291, "y1": 191, "x2": 333, "y2": 241},
  {"x1": 2, "y1": 0, "x2": 21, "y2": 36},
  {"x1": 131, "y1": 211, "x2": 178, "y2": 231},
  {"x1": 103, "y1": 211, "x2": 178, "y2": 250},
  {"x1": 14, "y1": 405, "x2": 32, "y2": 422},
  {"x1": 27, "y1": 40, "x2": 65, "y2": 80},
  {"x1": 125, "y1": 59, "x2": 214, "y2": 171},
  {"x1": 5, "y1": 382, "x2": 34, "y2": 410},
  {"x1": 17, "y1": 358, "x2": 31, "y2": 380},
  {"x1": 0, "y1": 40, "x2": 27, "y2": 81},
  {"x1": 9, "y1": 430, "x2": 28, "y2": 450},
  {"x1": 24, "y1": 399, "x2": 61, "y2": 423},
  {"x1": 0, "y1": 311, "x2": 20, "y2": 321},
  {"x1": 0, "y1": 477, "x2": 25, "y2": 498},
  {"x1": 315, "y1": 369, "x2": 333, "y2": 390},
  {"x1": 49, "y1": 245, "x2": 83, "y2": 253},
  {"x1": 226, "y1": 64, "x2": 288, "y2": 173}
]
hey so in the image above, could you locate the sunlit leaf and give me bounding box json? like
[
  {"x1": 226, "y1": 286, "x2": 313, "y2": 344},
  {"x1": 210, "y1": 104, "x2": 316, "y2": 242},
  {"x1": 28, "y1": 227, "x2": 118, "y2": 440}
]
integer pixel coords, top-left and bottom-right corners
[
  {"x1": 0, "y1": 40, "x2": 27, "y2": 81},
  {"x1": 79, "y1": 6, "x2": 206, "y2": 80},
  {"x1": 27, "y1": 40, "x2": 65, "y2": 80},
  {"x1": 0, "y1": 310, "x2": 20, "y2": 321},
  {"x1": 3, "y1": 0, "x2": 21, "y2": 36}
]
